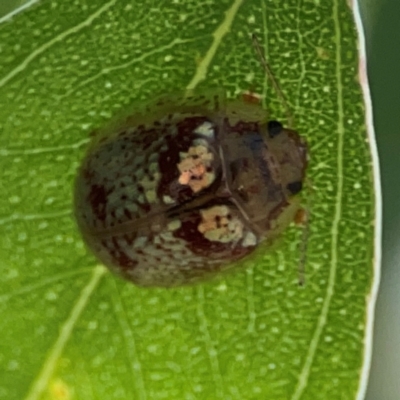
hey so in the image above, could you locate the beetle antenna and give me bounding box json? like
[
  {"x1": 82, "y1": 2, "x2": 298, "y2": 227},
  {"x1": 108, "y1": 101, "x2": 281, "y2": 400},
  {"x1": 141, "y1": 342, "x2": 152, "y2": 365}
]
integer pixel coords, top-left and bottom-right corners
[{"x1": 251, "y1": 33, "x2": 295, "y2": 128}]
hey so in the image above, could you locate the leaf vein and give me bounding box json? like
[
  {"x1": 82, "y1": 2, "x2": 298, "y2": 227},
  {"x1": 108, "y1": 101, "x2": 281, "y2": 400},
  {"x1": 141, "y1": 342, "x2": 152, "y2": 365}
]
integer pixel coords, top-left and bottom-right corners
[
  {"x1": 290, "y1": 0, "x2": 344, "y2": 397},
  {"x1": 196, "y1": 286, "x2": 225, "y2": 399},
  {"x1": 0, "y1": 0, "x2": 118, "y2": 88},
  {"x1": 0, "y1": 0, "x2": 40, "y2": 24},
  {"x1": 0, "y1": 268, "x2": 93, "y2": 304},
  {"x1": 0, "y1": 210, "x2": 71, "y2": 225},
  {"x1": 111, "y1": 281, "x2": 148, "y2": 400},
  {"x1": 0, "y1": 139, "x2": 89, "y2": 156},
  {"x1": 61, "y1": 36, "x2": 205, "y2": 100},
  {"x1": 23, "y1": 265, "x2": 106, "y2": 400},
  {"x1": 186, "y1": 0, "x2": 245, "y2": 90}
]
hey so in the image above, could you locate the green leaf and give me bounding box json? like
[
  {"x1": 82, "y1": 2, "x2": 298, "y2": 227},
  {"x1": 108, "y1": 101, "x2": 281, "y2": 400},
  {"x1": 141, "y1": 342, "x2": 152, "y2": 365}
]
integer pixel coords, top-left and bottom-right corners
[{"x1": 0, "y1": 1, "x2": 378, "y2": 399}]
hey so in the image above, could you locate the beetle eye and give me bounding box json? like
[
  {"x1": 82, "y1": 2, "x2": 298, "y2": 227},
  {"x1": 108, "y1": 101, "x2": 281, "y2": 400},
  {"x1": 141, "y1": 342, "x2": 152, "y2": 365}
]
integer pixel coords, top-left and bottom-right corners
[
  {"x1": 287, "y1": 181, "x2": 303, "y2": 195},
  {"x1": 267, "y1": 120, "x2": 283, "y2": 138}
]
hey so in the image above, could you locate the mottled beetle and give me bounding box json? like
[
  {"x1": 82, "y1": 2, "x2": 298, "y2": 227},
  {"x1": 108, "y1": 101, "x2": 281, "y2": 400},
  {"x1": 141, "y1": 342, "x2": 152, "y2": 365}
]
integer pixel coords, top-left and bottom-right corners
[{"x1": 74, "y1": 37, "x2": 308, "y2": 287}]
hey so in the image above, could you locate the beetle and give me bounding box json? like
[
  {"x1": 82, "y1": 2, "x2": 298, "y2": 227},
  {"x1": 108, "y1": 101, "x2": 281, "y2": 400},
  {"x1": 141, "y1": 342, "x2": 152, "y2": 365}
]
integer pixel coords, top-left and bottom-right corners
[{"x1": 74, "y1": 37, "x2": 308, "y2": 287}]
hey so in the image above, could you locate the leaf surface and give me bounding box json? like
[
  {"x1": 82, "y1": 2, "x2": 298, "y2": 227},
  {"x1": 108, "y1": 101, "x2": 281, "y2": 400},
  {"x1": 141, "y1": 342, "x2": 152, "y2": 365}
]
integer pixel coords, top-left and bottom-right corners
[{"x1": 0, "y1": 1, "x2": 377, "y2": 399}]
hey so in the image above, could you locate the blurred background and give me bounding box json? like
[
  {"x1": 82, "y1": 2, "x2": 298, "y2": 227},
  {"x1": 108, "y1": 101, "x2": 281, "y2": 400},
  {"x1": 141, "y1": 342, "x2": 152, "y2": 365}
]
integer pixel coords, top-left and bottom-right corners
[
  {"x1": 0, "y1": 0, "x2": 398, "y2": 398},
  {"x1": 359, "y1": 0, "x2": 400, "y2": 399}
]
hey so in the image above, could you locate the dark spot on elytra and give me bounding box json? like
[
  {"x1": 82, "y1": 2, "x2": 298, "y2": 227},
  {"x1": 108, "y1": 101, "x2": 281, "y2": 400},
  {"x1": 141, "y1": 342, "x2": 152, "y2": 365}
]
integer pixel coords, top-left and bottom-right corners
[
  {"x1": 141, "y1": 203, "x2": 151, "y2": 213},
  {"x1": 176, "y1": 115, "x2": 213, "y2": 136},
  {"x1": 82, "y1": 167, "x2": 95, "y2": 181},
  {"x1": 123, "y1": 209, "x2": 132, "y2": 219},
  {"x1": 105, "y1": 235, "x2": 138, "y2": 270},
  {"x1": 88, "y1": 184, "x2": 110, "y2": 222}
]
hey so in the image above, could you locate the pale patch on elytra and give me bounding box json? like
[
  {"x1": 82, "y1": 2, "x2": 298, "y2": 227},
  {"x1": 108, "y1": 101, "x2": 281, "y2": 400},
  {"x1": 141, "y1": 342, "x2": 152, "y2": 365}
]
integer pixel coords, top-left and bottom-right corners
[
  {"x1": 194, "y1": 121, "x2": 215, "y2": 138},
  {"x1": 178, "y1": 144, "x2": 215, "y2": 192},
  {"x1": 242, "y1": 231, "x2": 258, "y2": 247},
  {"x1": 139, "y1": 171, "x2": 161, "y2": 204},
  {"x1": 162, "y1": 194, "x2": 175, "y2": 204},
  {"x1": 167, "y1": 220, "x2": 182, "y2": 231},
  {"x1": 198, "y1": 205, "x2": 244, "y2": 243}
]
